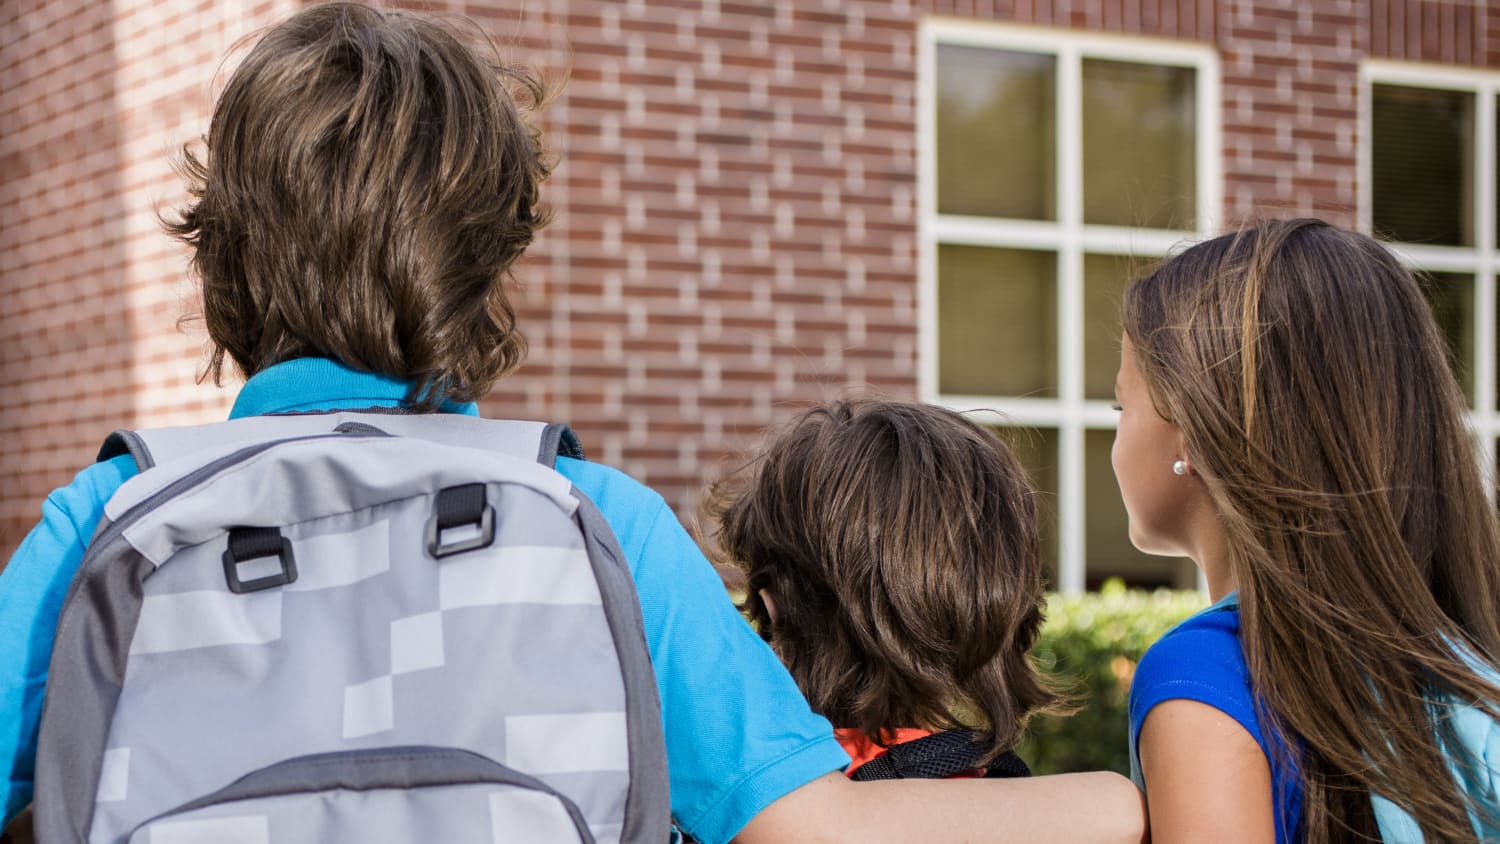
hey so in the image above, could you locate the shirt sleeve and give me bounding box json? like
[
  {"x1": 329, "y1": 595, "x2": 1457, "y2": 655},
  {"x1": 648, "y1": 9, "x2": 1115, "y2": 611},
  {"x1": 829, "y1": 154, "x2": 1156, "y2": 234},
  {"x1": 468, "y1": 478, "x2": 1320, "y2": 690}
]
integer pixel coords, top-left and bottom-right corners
[
  {"x1": 0, "y1": 455, "x2": 136, "y2": 826},
  {"x1": 1126, "y1": 620, "x2": 1265, "y2": 788},
  {"x1": 556, "y1": 459, "x2": 850, "y2": 844}
]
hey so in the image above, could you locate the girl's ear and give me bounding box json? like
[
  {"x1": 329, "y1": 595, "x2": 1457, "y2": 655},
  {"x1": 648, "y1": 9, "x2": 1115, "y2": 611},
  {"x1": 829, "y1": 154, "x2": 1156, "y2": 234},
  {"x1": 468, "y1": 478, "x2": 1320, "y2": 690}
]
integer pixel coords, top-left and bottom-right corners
[{"x1": 758, "y1": 588, "x2": 780, "y2": 626}]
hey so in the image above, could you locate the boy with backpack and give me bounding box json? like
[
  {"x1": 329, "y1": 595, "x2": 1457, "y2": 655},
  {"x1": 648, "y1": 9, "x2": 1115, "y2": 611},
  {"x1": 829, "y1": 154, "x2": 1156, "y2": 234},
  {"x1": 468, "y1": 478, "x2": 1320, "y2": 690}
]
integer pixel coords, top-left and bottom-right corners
[
  {"x1": 0, "y1": 4, "x2": 1144, "y2": 842},
  {"x1": 708, "y1": 400, "x2": 1067, "y2": 782}
]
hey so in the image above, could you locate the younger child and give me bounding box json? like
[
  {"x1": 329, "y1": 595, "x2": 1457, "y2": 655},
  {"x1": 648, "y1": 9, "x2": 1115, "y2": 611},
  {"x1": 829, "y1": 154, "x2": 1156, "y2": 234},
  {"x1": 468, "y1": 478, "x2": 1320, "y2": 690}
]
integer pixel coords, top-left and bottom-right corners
[{"x1": 708, "y1": 399, "x2": 1068, "y2": 779}]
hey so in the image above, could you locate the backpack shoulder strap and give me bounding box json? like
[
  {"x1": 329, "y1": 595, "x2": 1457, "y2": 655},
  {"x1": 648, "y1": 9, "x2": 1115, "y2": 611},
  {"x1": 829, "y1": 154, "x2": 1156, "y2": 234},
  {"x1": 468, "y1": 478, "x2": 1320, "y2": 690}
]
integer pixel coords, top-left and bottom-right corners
[
  {"x1": 1372, "y1": 657, "x2": 1500, "y2": 842},
  {"x1": 97, "y1": 411, "x2": 584, "y2": 472},
  {"x1": 537, "y1": 422, "x2": 585, "y2": 466},
  {"x1": 848, "y1": 729, "x2": 1031, "y2": 781},
  {"x1": 97, "y1": 429, "x2": 152, "y2": 469}
]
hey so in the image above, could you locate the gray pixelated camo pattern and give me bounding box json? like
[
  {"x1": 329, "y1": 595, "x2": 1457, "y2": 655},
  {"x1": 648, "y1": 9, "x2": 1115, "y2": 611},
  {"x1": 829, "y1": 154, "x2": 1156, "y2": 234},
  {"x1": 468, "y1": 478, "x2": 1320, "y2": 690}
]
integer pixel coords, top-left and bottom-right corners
[{"x1": 33, "y1": 417, "x2": 666, "y2": 844}]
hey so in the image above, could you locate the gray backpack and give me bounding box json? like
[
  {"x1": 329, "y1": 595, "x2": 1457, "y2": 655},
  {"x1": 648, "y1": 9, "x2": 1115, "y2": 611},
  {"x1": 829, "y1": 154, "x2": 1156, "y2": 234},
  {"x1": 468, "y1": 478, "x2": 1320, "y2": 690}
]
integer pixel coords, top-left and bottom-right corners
[{"x1": 32, "y1": 412, "x2": 669, "y2": 844}]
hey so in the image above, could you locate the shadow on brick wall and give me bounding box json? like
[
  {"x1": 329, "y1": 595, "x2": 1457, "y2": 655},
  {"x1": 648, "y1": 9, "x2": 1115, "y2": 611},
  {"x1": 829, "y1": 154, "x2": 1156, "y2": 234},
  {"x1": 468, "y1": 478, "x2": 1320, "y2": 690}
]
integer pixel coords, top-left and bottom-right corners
[{"x1": 0, "y1": 2, "x2": 135, "y2": 564}]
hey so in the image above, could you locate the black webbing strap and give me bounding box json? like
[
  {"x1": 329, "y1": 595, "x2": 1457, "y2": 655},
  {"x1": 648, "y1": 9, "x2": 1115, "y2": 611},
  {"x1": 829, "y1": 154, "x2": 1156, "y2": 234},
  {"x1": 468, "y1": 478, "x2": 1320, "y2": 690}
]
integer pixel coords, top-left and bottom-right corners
[
  {"x1": 434, "y1": 484, "x2": 486, "y2": 529},
  {"x1": 222, "y1": 527, "x2": 298, "y2": 594},
  {"x1": 427, "y1": 483, "x2": 496, "y2": 559},
  {"x1": 848, "y1": 729, "x2": 1032, "y2": 781},
  {"x1": 227, "y1": 527, "x2": 285, "y2": 561}
]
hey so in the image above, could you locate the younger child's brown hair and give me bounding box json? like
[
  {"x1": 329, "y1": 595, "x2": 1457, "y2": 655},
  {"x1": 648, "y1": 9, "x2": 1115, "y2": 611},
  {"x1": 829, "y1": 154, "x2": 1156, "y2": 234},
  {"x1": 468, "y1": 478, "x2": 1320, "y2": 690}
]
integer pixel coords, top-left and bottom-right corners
[{"x1": 707, "y1": 399, "x2": 1066, "y2": 762}]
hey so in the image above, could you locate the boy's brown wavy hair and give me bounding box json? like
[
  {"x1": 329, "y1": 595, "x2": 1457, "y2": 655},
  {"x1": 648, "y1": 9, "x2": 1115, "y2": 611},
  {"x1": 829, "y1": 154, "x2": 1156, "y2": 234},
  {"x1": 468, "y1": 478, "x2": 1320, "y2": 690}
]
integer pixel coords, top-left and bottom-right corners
[
  {"x1": 706, "y1": 400, "x2": 1070, "y2": 763},
  {"x1": 167, "y1": 2, "x2": 551, "y2": 407}
]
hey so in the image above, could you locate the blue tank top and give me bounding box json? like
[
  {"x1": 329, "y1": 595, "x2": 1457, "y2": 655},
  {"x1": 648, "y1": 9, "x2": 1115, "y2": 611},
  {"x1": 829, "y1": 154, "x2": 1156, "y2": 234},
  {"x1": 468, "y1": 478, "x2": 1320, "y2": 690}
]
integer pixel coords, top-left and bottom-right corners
[{"x1": 1128, "y1": 594, "x2": 1303, "y2": 842}]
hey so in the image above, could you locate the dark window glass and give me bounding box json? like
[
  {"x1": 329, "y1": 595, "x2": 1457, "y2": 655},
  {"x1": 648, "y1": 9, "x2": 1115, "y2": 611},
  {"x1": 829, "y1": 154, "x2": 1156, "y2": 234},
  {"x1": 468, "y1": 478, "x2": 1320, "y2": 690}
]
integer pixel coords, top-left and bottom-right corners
[
  {"x1": 1084, "y1": 253, "x2": 1148, "y2": 400},
  {"x1": 1082, "y1": 60, "x2": 1197, "y2": 229},
  {"x1": 1373, "y1": 84, "x2": 1474, "y2": 246},
  {"x1": 1421, "y1": 271, "x2": 1475, "y2": 407},
  {"x1": 937, "y1": 245, "x2": 1057, "y2": 397},
  {"x1": 992, "y1": 426, "x2": 1060, "y2": 587},
  {"x1": 936, "y1": 46, "x2": 1056, "y2": 220}
]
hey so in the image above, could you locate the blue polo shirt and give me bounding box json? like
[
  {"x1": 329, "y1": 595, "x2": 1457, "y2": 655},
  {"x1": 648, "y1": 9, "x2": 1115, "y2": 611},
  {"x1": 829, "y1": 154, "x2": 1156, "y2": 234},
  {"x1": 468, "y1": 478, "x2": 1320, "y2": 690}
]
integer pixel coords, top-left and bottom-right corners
[{"x1": 0, "y1": 358, "x2": 848, "y2": 844}]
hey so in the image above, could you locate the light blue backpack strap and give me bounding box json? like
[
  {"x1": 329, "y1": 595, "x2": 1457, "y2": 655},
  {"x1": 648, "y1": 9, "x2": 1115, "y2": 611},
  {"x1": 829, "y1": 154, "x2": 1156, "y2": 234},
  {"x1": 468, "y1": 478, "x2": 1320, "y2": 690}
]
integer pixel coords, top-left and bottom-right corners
[
  {"x1": 1451, "y1": 697, "x2": 1500, "y2": 839},
  {"x1": 1372, "y1": 655, "x2": 1500, "y2": 842},
  {"x1": 1371, "y1": 791, "x2": 1424, "y2": 842},
  {"x1": 1450, "y1": 655, "x2": 1500, "y2": 840}
]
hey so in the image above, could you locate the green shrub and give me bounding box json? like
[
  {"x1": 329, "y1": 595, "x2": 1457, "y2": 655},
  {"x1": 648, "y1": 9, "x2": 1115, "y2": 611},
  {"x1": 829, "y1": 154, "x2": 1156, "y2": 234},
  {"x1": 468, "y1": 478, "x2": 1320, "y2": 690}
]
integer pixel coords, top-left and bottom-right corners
[{"x1": 1018, "y1": 581, "x2": 1207, "y2": 776}]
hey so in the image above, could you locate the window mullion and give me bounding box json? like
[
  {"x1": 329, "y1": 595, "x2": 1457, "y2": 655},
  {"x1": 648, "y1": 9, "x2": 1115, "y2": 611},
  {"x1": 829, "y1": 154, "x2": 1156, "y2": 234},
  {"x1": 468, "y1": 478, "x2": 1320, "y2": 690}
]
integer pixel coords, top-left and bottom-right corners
[
  {"x1": 1199, "y1": 49, "x2": 1223, "y2": 235},
  {"x1": 1358, "y1": 65, "x2": 1374, "y2": 234},
  {"x1": 1475, "y1": 81, "x2": 1497, "y2": 492},
  {"x1": 1058, "y1": 44, "x2": 1086, "y2": 595},
  {"x1": 917, "y1": 25, "x2": 938, "y2": 403}
]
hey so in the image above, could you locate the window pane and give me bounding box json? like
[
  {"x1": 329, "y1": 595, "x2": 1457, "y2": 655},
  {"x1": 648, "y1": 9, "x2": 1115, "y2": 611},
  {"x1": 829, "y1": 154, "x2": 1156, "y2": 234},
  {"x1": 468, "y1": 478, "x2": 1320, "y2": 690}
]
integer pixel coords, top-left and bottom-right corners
[
  {"x1": 1373, "y1": 84, "x2": 1474, "y2": 247},
  {"x1": 1084, "y1": 430, "x2": 1196, "y2": 590},
  {"x1": 937, "y1": 245, "x2": 1057, "y2": 397},
  {"x1": 1084, "y1": 253, "x2": 1145, "y2": 400},
  {"x1": 1082, "y1": 60, "x2": 1196, "y2": 229},
  {"x1": 936, "y1": 46, "x2": 1056, "y2": 220},
  {"x1": 1421, "y1": 272, "x2": 1474, "y2": 407},
  {"x1": 992, "y1": 426, "x2": 1059, "y2": 587}
]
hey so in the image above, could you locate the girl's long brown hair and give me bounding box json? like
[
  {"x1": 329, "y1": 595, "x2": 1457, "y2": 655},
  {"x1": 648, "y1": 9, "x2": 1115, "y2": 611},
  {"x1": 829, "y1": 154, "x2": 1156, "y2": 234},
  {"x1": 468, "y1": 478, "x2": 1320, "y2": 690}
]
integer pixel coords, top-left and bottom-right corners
[{"x1": 1124, "y1": 219, "x2": 1500, "y2": 842}]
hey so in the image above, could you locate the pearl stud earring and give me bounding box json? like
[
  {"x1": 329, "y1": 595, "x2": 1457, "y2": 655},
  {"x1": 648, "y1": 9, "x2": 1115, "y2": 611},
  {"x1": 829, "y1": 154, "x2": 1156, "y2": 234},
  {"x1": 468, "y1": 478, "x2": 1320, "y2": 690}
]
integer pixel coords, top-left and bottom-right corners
[{"x1": 1172, "y1": 460, "x2": 1189, "y2": 476}]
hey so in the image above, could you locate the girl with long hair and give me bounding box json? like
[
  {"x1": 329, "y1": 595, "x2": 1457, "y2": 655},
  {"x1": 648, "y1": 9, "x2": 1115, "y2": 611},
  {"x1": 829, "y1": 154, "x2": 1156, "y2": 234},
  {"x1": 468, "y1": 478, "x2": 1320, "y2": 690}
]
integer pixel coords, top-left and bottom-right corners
[{"x1": 1115, "y1": 218, "x2": 1500, "y2": 842}]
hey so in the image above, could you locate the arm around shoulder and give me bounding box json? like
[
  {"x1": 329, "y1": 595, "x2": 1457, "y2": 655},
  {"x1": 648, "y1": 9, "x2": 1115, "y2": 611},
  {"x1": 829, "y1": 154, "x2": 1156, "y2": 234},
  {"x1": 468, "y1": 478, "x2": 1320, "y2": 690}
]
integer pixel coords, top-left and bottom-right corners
[{"x1": 733, "y1": 770, "x2": 1146, "y2": 844}]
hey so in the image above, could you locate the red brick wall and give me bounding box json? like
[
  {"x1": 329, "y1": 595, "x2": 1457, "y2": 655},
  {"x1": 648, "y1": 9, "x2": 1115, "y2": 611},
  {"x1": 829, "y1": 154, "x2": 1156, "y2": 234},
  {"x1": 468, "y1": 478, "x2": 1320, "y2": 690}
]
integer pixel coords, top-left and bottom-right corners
[
  {"x1": 3, "y1": 0, "x2": 1498, "y2": 563},
  {"x1": 1, "y1": 2, "x2": 297, "y2": 559},
  {"x1": 1, "y1": 2, "x2": 131, "y2": 539},
  {"x1": 489, "y1": 1, "x2": 927, "y2": 522}
]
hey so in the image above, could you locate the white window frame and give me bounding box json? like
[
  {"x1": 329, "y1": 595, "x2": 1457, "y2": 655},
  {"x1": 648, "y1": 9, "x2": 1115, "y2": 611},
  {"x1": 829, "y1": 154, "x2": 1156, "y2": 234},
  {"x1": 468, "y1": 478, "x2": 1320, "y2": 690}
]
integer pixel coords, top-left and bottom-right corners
[
  {"x1": 1359, "y1": 62, "x2": 1500, "y2": 472},
  {"x1": 918, "y1": 19, "x2": 1222, "y2": 594}
]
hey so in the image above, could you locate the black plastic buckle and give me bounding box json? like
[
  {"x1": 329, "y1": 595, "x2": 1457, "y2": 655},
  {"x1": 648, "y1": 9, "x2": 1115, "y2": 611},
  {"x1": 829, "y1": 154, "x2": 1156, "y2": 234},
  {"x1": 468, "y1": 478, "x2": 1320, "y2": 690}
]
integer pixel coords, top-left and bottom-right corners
[
  {"x1": 222, "y1": 528, "x2": 298, "y2": 594},
  {"x1": 426, "y1": 484, "x2": 497, "y2": 559}
]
